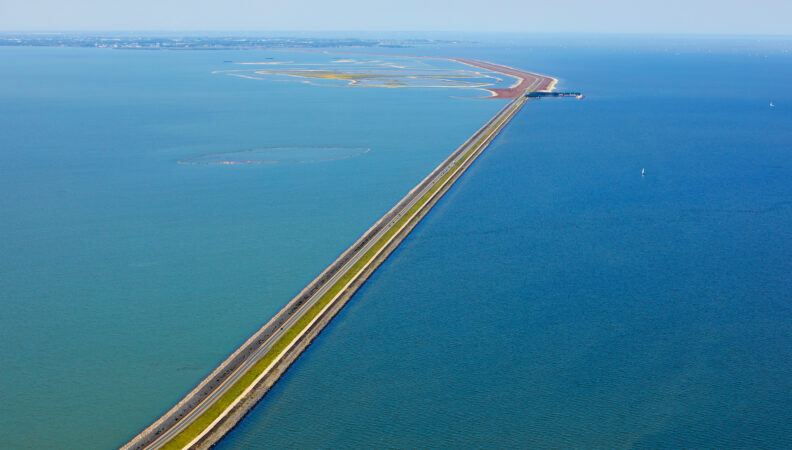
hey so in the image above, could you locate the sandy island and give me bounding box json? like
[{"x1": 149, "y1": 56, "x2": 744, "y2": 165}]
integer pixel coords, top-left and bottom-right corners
[{"x1": 289, "y1": 49, "x2": 557, "y2": 99}]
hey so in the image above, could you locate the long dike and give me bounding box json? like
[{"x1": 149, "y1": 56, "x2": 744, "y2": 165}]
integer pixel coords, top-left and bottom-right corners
[{"x1": 123, "y1": 67, "x2": 553, "y2": 450}]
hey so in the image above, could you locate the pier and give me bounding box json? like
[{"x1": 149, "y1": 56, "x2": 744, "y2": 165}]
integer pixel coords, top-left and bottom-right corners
[{"x1": 526, "y1": 91, "x2": 583, "y2": 99}]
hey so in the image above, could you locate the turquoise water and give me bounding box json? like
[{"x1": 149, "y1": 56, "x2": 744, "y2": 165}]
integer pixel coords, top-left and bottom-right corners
[
  {"x1": 217, "y1": 38, "x2": 792, "y2": 448},
  {"x1": 179, "y1": 146, "x2": 372, "y2": 164},
  {"x1": 0, "y1": 47, "x2": 505, "y2": 448}
]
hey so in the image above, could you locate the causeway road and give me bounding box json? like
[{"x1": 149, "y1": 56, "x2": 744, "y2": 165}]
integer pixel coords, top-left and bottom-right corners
[{"x1": 123, "y1": 61, "x2": 555, "y2": 450}]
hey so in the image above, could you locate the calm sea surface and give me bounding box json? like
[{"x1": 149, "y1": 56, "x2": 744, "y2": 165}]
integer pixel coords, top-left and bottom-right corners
[
  {"x1": 2, "y1": 36, "x2": 791, "y2": 448},
  {"x1": 0, "y1": 46, "x2": 504, "y2": 448},
  {"x1": 217, "y1": 37, "x2": 792, "y2": 448}
]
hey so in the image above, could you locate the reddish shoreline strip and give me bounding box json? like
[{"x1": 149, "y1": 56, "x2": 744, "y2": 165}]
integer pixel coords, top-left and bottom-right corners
[{"x1": 448, "y1": 58, "x2": 556, "y2": 98}]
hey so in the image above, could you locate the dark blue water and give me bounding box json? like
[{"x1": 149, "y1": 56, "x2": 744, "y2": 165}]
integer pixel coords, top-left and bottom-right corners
[{"x1": 218, "y1": 38, "x2": 792, "y2": 448}]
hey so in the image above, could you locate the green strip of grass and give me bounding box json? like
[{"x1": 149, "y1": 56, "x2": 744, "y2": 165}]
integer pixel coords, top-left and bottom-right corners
[{"x1": 161, "y1": 101, "x2": 521, "y2": 450}]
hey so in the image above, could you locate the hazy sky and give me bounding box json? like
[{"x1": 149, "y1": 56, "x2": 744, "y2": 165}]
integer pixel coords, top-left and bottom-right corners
[{"x1": 1, "y1": 0, "x2": 790, "y2": 34}]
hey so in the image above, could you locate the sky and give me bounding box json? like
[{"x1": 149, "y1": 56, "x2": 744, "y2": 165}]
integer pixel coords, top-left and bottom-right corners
[{"x1": 0, "y1": 0, "x2": 790, "y2": 35}]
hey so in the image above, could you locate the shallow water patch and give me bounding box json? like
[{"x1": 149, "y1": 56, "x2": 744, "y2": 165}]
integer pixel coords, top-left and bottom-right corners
[{"x1": 178, "y1": 146, "x2": 371, "y2": 165}]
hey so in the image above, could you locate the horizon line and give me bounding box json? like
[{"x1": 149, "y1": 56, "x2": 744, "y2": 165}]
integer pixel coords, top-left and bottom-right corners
[{"x1": 2, "y1": 30, "x2": 792, "y2": 38}]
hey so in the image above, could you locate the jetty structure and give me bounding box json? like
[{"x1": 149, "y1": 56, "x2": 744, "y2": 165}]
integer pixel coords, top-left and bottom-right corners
[
  {"x1": 123, "y1": 59, "x2": 558, "y2": 450},
  {"x1": 526, "y1": 91, "x2": 583, "y2": 99}
]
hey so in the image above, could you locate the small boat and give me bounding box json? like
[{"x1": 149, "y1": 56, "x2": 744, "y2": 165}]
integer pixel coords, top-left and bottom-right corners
[
  {"x1": 770, "y1": 101, "x2": 775, "y2": 108},
  {"x1": 642, "y1": 168, "x2": 645, "y2": 176}
]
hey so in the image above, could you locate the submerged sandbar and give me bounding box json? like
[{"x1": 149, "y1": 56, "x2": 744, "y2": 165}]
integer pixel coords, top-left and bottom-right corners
[{"x1": 179, "y1": 147, "x2": 370, "y2": 165}]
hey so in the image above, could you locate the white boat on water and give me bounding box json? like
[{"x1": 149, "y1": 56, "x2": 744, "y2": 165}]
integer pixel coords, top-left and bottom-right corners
[
  {"x1": 770, "y1": 101, "x2": 775, "y2": 108},
  {"x1": 642, "y1": 168, "x2": 645, "y2": 176}
]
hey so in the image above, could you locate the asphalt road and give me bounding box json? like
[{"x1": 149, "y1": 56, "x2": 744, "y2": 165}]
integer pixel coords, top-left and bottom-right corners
[{"x1": 135, "y1": 76, "x2": 545, "y2": 450}]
